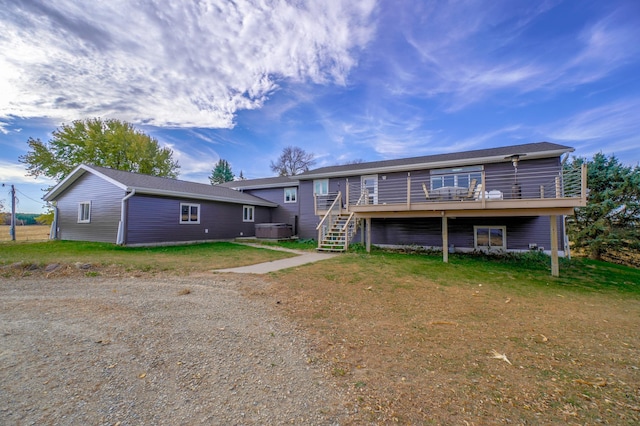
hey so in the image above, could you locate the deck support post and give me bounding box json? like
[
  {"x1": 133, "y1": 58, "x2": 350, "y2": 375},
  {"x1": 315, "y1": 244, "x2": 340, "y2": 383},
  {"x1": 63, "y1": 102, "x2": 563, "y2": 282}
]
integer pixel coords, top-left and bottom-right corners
[
  {"x1": 407, "y1": 172, "x2": 411, "y2": 209},
  {"x1": 550, "y1": 215, "x2": 559, "y2": 277},
  {"x1": 442, "y1": 215, "x2": 448, "y2": 263},
  {"x1": 366, "y1": 218, "x2": 372, "y2": 253}
]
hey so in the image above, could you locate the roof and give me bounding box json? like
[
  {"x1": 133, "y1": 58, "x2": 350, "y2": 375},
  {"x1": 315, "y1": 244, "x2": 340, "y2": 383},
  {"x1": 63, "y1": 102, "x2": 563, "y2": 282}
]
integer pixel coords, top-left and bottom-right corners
[
  {"x1": 220, "y1": 175, "x2": 299, "y2": 190},
  {"x1": 43, "y1": 164, "x2": 278, "y2": 207},
  {"x1": 297, "y1": 142, "x2": 574, "y2": 179}
]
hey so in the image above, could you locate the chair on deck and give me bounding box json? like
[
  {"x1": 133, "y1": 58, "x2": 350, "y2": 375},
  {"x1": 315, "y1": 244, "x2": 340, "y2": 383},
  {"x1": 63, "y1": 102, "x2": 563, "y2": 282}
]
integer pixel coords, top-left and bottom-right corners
[
  {"x1": 463, "y1": 179, "x2": 478, "y2": 200},
  {"x1": 422, "y1": 183, "x2": 431, "y2": 200}
]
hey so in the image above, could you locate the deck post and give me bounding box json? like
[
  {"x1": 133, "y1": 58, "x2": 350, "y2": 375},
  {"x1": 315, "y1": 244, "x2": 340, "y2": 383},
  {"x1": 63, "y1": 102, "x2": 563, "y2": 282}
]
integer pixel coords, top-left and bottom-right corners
[
  {"x1": 442, "y1": 215, "x2": 448, "y2": 263},
  {"x1": 550, "y1": 215, "x2": 559, "y2": 277},
  {"x1": 366, "y1": 218, "x2": 372, "y2": 253},
  {"x1": 407, "y1": 172, "x2": 411, "y2": 209},
  {"x1": 345, "y1": 178, "x2": 349, "y2": 212}
]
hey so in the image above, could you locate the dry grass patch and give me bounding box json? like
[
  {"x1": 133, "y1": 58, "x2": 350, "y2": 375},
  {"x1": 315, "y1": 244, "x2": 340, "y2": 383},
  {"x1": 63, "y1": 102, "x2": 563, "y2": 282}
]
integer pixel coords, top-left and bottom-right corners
[
  {"x1": 0, "y1": 225, "x2": 50, "y2": 242},
  {"x1": 254, "y1": 251, "x2": 640, "y2": 425}
]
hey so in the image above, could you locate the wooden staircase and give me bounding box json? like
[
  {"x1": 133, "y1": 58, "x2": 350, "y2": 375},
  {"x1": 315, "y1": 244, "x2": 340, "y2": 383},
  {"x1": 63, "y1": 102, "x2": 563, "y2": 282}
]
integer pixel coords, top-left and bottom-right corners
[{"x1": 317, "y1": 213, "x2": 357, "y2": 252}]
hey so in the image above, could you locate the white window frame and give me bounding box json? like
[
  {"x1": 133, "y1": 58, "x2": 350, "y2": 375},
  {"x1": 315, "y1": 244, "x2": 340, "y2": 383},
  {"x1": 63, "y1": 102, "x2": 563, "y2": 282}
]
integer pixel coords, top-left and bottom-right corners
[
  {"x1": 430, "y1": 166, "x2": 483, "y2": 190},
  {"x1": 180, "y1": 203, "x2": 200, "y2": 224},
  {"x1": 243, "y1": 205, "x2": 255, "y2": 222},
  {"x1": 474, "y1": 226, "x2": 507, "y2": 251},
  {"x1": 313, "y1": 179, "x2": 329, "y2": 196},
  {"x1": 284, "y1": 187, "x2": 297, "y2": 203},
  {"x1": 78, "y1": 201, "x2": 91, "y2": 223}
]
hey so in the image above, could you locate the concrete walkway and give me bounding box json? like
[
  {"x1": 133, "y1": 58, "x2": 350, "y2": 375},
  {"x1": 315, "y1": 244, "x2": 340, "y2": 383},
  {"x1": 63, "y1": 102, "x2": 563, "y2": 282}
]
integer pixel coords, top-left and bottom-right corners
[{"x1": 215, "y1": 243, "x2": 338, "y2": 274}]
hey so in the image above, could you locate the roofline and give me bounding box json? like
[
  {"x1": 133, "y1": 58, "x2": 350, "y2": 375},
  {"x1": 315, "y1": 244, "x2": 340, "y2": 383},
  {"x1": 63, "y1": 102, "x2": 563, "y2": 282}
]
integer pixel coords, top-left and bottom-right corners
[
  {"x1": 43, "y1": 164, "x2": 278, "y2": 207},
  {"x1": 226, "y1": 180, "x2": 299, "y2": 190},
  {"x1": 43, "y1": 164, "x2": 127, "y2": 201},
  {"x1": 297, "y1": 147, "x2": 574, "y2": 180},
  {"x1": 129, "y1": 187, "x2": 278, "y2": 207}
]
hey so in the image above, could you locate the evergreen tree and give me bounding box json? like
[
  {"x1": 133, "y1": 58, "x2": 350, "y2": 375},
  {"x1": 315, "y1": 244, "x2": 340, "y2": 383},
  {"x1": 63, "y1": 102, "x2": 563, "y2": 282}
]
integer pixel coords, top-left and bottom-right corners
[
  {"x1": 567, "y1": 153, "x2": 640, "y2": 261},
  {"x1": 209, "y1": 159, "x2": 234, "y2": 184}
]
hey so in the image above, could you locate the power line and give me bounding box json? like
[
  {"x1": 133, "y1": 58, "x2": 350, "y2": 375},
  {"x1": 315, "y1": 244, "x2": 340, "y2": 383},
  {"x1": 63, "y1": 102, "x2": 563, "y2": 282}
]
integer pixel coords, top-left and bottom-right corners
[{"x1": 15, "y1": 187, "x2": 48, "y2": 207}]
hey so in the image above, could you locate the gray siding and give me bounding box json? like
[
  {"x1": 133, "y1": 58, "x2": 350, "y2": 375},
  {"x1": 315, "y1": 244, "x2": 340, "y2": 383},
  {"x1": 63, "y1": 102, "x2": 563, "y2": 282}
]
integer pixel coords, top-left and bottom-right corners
[
  {"x1": 244, "y1": 187, "x2": 300, "y2": 233},
  {"x1": 125, "y1": 195, "x2": 272, "y2": 244},
  {"x1": 369, "y1": 216, "x2": 562, "y2": 250},
  {"x1": 56, "y1": 173, "x2": 125, "y2": 243}
]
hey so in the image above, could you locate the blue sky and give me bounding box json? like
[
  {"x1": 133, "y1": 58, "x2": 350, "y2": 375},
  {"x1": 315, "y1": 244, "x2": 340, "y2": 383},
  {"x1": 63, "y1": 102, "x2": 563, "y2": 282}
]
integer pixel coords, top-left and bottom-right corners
[{"x1": 1, "y1": 0, "x2": 639, "y2": 213}]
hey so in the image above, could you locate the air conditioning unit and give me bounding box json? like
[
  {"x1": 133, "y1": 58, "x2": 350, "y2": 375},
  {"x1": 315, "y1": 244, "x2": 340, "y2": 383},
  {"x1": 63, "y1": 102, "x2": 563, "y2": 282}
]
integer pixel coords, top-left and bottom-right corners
[{"x1": 528, "y1": 243, "x2": 538, "y2": 250}]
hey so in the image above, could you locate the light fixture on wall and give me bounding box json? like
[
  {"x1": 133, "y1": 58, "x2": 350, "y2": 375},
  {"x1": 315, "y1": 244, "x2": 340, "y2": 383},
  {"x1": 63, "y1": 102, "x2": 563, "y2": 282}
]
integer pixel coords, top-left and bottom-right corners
[{"x1": 506, "y1": 154, "x2": 526, "y2": 199}]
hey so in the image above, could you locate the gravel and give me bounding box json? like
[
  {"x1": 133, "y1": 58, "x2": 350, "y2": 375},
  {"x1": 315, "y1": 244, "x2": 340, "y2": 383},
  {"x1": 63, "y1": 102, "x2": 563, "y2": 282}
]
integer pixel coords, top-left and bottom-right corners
[{"x1": 0, "y1": 275, "x2": 347, "y2": 425}]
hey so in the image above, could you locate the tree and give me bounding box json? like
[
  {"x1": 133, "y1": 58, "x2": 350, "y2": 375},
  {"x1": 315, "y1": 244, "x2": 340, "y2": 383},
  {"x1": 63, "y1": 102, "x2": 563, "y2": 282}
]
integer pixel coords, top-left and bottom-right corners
[
  {"x1": 567, "y1": 153, "x2": 640, "y2": 261},
  {"x1": 19, "y1": 118, "x2": 180, "y2": 182},
  {"x1": 238, "y1": 170, "x2": 246, "y2": 180},
  {"x1": 209, "y1": 159, "x2": 234, "y2": 185},
  {"x1": 270, "y1": 146, "x2": 316, "y2": 176}
]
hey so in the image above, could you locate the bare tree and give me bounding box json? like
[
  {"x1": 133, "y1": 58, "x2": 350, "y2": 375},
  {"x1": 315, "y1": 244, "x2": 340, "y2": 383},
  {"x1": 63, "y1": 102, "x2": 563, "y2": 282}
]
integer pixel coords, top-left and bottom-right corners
[{"x1": 270, "y1": 146, "x2": 316, "y2": 176}]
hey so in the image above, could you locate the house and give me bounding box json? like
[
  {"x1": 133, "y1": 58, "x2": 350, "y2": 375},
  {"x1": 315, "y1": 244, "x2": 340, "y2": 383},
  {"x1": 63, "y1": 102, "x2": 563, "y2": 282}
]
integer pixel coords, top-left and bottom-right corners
[
  {"x1": 43, "y1": 142, "x2": 587, "y2": 277},
  {"x1": 220, "y1": 176, "x2": 300, "y2": 234},
  {"x1": 226, "y1": 142, "x2": 587, "y2": 277},
  {"x1": 43, "y1": 164, "x2": 278, "y2": 245}
]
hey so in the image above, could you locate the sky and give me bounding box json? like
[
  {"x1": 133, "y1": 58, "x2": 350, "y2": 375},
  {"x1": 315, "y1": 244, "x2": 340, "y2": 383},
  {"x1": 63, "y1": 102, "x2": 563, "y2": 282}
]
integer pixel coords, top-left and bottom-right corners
[{"x1": 1, "y1": 0, "x2": 639, "y2": 213}]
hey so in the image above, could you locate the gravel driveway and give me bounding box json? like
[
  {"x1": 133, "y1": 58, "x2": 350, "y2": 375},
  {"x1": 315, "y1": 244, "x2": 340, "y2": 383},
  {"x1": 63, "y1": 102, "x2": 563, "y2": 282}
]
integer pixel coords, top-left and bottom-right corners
[{"x1": 0, "y1": 275, "x2": 346, "y2": 425}]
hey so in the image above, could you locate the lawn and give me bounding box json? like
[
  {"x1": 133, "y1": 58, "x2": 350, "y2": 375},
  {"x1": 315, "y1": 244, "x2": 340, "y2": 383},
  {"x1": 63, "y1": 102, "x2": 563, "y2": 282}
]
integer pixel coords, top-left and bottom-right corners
[
  {"x1": 254, "y1": 248, "x2": 640, "y2": 424},
  {"x1": 0, "y1": 240, "x2": 295, "y2": 277}
]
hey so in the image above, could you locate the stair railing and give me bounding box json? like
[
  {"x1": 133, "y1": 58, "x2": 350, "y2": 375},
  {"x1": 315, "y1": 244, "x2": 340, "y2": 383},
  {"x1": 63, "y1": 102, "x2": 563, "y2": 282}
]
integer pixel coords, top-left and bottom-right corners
[
  {"x1": 316, "y1": 191, "x2": 342, "y2": 244},
  {"x1": 340, "y1": 212, "x2": 357, "y2": 251}
]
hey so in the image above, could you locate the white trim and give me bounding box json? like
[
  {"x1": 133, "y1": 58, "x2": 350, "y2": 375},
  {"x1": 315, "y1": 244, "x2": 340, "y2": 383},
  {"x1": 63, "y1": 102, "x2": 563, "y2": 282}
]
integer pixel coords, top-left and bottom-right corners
[
  {"x1": 284, "y1": 187, "x2": 297, "y2": 203},
  {"x1": 474, "y1": 225, "x2": 507, "y2": 251},
  {"x1": 180, "y1": 202, "x2": 200, "y2": 224},
  {"x1": 313, "y1": 179, "x2": 329, "y2": 196},
  {"x1": 77, "y1": 201, "x2": 91, "y2": 223},
  {"x1": 44, "y1": 164, "x2": 127, "y2": 201},
  {"x1": 243, "y1": 205, "x2": 255, "y2": 222}
]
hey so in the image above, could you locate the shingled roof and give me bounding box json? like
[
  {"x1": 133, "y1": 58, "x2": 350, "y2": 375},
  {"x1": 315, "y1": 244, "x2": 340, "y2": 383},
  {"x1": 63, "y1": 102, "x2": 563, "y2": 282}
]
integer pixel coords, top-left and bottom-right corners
[
  {"x1": 43, "y1": 164, "x2": 278, "y2": 207},
  {"x1": 297, "y1": 142, "x2": 573, "y2": 179},
  {"x1": 220, "y1": 175, "x2": 299, "y2": 190}
]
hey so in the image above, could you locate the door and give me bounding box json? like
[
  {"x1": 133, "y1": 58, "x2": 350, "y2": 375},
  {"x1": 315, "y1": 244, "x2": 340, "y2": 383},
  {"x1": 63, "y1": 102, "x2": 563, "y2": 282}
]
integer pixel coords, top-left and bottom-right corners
[{"x1": 361, "y1": 175, "x2": 378, "y2": 205}]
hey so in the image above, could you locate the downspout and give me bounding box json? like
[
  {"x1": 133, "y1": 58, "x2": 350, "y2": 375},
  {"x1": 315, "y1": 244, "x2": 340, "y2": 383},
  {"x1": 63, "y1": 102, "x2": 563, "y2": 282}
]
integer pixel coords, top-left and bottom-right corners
[
  {"x1": 116, "y1": 189, "x2": 135, "y2": 245},
  {"x1": 49, "y1": 202, "x2": 58, "y2": 240}
]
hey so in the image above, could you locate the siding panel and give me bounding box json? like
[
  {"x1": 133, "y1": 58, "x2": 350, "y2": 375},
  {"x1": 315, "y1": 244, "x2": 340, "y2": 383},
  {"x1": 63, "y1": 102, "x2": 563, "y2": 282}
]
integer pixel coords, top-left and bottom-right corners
[
  {"x1": 56, "y1": 173, "x2": 124, "y2": 243},
  {"x1": 126, "y1": 195, "x2": 272, "y2": 244}
]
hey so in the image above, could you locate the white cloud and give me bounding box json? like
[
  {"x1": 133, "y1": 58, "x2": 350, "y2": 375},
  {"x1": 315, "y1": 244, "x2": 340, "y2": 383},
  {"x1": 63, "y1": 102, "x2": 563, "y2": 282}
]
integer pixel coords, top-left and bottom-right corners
[
  {"x1": 0, "y1": 161, "x2": 54, "y2": 185},
  {"x1": 0, "y1": 0, "x2": 375, "y2": 128}
]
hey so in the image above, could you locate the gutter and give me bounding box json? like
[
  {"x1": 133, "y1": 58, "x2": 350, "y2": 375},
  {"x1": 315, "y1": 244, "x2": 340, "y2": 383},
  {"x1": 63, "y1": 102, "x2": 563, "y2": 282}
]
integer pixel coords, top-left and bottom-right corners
[{"x1": 116, "y1": 189, "x2": 136, "y2": 245}]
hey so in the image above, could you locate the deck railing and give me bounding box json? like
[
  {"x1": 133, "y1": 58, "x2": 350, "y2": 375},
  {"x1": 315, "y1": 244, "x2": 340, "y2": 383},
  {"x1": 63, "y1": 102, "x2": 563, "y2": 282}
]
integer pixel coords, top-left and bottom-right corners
[{"x1": 344, "y1": 164, "x2": 586, "y2": 208}]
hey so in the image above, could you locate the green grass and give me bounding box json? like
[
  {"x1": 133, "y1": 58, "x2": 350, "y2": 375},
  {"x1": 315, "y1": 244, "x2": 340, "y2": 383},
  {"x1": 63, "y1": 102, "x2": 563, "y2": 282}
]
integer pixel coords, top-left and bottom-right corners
[
  {"x1": 0, "y1": 240, "x2": 295, "y2": 273},
  {"x1": 312, "y1": 247, "x2": 640, "y2": 297},
  {"x1": 255, "y1": 238, "x2": 319, "y2": 251}
]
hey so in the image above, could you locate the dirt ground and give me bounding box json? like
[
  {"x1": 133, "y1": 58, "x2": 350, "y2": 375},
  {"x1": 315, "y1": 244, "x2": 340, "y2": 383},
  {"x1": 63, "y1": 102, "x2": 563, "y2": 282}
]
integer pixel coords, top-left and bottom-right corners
[
  {"x1": 256, "y1": 262, "x2": 640, "y2": 425},
  {"x1": 1, "y1": 261, "x2": 639, "y2": 425},
  {"x1": 0, "y1": 274, "x2": 348, "y2": 425}
]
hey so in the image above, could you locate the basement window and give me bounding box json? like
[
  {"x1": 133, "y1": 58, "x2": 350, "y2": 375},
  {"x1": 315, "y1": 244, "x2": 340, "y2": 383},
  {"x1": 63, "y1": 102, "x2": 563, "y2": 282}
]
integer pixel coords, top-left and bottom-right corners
[{"x1": 474, "y1": 226, "x2": 506, "y2": 251}]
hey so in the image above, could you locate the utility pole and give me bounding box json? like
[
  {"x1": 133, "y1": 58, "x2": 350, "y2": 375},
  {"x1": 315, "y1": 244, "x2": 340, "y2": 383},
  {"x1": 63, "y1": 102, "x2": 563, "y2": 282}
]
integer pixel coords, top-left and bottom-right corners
[
  {"x1": 2, "y1": 183, "x2": 16, "y2": 241},
  {"x1": 10, "y1": 184, "x2": 16, "y2": 241}
]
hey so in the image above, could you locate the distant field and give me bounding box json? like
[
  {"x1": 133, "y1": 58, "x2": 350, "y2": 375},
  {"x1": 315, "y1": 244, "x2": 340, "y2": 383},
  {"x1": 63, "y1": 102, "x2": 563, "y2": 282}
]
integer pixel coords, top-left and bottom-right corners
[{"x1": 0, "y1": 225, "x2": 50, "y2": 242}]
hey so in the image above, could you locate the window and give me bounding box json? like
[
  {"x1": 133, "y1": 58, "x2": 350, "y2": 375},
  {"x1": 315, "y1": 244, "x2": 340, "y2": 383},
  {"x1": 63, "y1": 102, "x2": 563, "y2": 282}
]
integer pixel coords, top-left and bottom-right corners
[
  {"x1": 78, "y1": 201, "x2": 91, "y2": 223},
  {"x1": 431, "y1": 166, "x2": 483, "y2": 190},
  {"x1": 314, "y1": 179, "x2": 329, "y2": 196},
  {"x1": 284, "y1": 187, "x2": 297, "y2": 203},
  {"x1": 474, "y1": 226, "x2": 506, "y2": 250},
  {"x1": 180, "y1": 203, "x2": 200, "y2": 224},
  {"x1": 243, "y1": 205, "x2": 254, "y2": 222}
]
